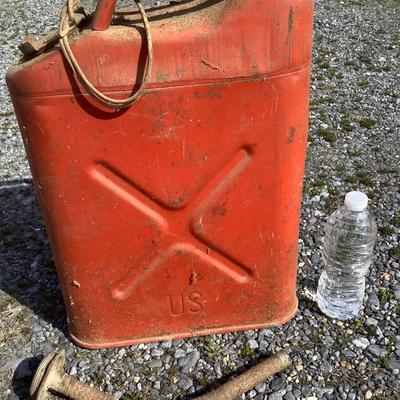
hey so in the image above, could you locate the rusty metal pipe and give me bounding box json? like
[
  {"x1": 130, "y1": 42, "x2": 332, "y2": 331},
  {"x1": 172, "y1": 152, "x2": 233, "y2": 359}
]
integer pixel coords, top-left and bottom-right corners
[
  {"x1": 92, "y1": 0, "x2": 118, "y2": 30},
  {"x1": 196, "y1": 351, "x2": 291, "y2": 400}
]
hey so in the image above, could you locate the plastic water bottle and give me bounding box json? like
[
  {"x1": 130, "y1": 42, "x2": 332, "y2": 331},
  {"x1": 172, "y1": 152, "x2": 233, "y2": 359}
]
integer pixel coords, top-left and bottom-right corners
[{"x1": 316, "y1": 191, "x2": 377, "y2": 320}]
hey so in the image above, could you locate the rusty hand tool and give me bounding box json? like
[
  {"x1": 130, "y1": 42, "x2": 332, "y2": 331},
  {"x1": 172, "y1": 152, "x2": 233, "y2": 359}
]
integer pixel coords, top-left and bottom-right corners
[
  {"x1": 196, "y1": 350, "x2": 291, "y2": 400},
  {"x1": 30, "y1": 349, "x2": 116, "y2": 400}
]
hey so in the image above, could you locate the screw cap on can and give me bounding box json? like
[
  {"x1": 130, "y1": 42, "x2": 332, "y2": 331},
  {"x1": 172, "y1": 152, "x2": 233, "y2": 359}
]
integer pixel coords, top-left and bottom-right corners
[{"x1": 344, "y1": 191, "x2": 369, "y2": 211}]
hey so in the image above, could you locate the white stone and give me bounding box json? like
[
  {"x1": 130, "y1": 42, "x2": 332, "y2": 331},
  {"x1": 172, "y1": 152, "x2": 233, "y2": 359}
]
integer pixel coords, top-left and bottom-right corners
[{"x1": 352, "y1": 337, "x2": 370, "y2": 349}]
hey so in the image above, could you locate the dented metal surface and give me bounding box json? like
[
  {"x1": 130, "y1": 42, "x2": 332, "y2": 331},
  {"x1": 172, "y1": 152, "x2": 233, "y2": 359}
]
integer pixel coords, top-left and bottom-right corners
[{"x1": 6, "y1": 0, "x2": 313, "y2": 348}]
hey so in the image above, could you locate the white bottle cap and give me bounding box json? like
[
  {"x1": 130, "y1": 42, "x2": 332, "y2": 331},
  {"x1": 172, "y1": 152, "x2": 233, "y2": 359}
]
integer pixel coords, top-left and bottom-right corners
[{"x1": 344, "y1": 191, "x2": 369, "y2": 211}]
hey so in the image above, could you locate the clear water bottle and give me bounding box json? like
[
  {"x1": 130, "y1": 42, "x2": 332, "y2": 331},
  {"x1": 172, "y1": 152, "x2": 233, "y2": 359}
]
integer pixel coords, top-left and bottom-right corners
[{"x1": 316, "y1": 191, "x2": 377, "y2": 320}]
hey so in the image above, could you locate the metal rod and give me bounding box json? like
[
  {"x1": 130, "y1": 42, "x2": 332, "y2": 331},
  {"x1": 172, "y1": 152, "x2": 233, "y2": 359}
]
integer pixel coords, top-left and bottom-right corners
[{"x1": 196, "y1": 351, "x2": 292, "y2": 400}]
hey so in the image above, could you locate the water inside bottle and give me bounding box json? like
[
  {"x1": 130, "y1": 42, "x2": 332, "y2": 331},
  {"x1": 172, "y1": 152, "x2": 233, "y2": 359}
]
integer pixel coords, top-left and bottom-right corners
[{"x1": 316, "y1": 197, "x2": 377, "y2": 320}]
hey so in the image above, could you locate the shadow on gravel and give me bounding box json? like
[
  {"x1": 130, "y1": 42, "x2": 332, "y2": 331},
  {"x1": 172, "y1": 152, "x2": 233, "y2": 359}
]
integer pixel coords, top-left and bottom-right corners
[
  {"x1": 0, "y1": 179, "x2": 68, "y2": 336},
  {"x1": 11, "y1": 355, "x2": 42, "y2": 400}
]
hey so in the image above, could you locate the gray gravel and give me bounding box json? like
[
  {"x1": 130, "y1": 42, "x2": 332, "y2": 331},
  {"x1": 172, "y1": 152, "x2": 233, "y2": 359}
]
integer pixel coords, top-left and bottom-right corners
[{"x1": 1, "y1": 0, "x2": 400, "y2": 399}]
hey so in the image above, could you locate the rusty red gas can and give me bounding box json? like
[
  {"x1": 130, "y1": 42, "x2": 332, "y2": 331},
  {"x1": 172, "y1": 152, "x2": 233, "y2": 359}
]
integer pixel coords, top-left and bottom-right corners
[{"x1": 7, "y1": 0, "x2": 313, "y2": 348}]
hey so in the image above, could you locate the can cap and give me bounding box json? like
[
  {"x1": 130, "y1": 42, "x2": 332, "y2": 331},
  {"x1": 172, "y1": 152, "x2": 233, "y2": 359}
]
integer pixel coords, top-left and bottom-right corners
[{"x1": 344, "y1": 191, "x2": 369, "y2": 211}]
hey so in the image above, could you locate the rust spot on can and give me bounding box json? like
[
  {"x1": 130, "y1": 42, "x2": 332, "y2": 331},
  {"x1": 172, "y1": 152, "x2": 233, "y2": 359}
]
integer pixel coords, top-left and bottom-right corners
[
  {"x1": 211, "y1": 204, "x2": 227, "y2": 216},
  {"x1": 288, "y1": 127, "x2": 296, "y2": 143},
  {"x1": 286, "y1": 6, "x2": 294, "y2": 45}
]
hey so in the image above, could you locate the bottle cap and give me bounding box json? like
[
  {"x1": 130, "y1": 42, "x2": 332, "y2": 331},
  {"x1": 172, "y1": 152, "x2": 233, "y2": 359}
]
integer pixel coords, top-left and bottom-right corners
[{"x1": 344, "y1": 191, "x2": 369, "y2": 211}]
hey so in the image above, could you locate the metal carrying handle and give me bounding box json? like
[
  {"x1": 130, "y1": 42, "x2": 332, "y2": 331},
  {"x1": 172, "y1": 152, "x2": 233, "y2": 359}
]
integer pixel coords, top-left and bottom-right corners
[{"x1": 58, "y1": 0, "x2": 152, "y2": 110}]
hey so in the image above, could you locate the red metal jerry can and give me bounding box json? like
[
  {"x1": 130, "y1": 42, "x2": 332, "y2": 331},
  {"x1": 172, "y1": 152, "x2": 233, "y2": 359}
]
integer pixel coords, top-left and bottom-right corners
[{"x1": 7, "y1": 0, "x2": 313, "y2": 348}]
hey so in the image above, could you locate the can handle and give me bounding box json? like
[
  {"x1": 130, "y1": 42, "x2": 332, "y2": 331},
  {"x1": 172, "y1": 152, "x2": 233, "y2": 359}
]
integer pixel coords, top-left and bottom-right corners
[
  {"x1": 92, "y1": 0, "x2": 118, "y2": 31},
  {"x1": 58, "y1": 0, "x2": 152, "y2": 110}
]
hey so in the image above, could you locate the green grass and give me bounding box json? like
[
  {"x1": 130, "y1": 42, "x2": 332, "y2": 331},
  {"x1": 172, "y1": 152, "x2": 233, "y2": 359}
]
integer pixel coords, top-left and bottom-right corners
[
  {"x1": 378, "y1": 288, "x2": 391, "y2": 305},
  {"x1": 378, "y1": 356, "x2": 392, "y2": 371},
  {"x1": 367, "y1": 324, "x2": 377, "y2": 337},
  {"x1": 203, "y1": 338, "x2": 222, "y2": 361},
  {"x1": 378, "y1": 167, "x2": 399, "y2": 174},
  {"x1": 389, "y1": 246, "x2": 400, "y2": 260},
  {"x1": 356, "y1": 170, "x2": 373, "y2": 186},
  {"x1": 197, "y1": 373, "x2": 210, "y2": 386},
  {"x1": 166, "y1": 366, "x2": 179, "y2": 382},
  {"x1": 224, "y1": 365, "x2": 237, "y2": 375},
  {"x1": 122, "y1": 394, "x2": 140, "y2": 400},
  {"x1": 392, "y1": 215, "x2": 400, "y2": 227},
  {"x1": 359, "y1": 54, "x2": 373, "y2": 65},
  {"x1": 359, "y1": 118, "x2": 377, "y2": 129},
  {"x1": 340, "y1": 114, "x2": 353, "y2": 132},
  {"x1": 388, "y1": 335, "x2": 397, "y2": 347},
  {"x1": 349, "y1": 149, "x2": 362, "y2": 157},
  {"x1": 345, "y1": 60, "x2": 360, "y2": 70},
  {"x1": 345, "y1": 175, "x2": 357, "y2": 184},
  {"x1": 336, "y1": 165, "x2": 346, "y2": 175},
  {"x1": 91, "y1": 371, "x2": 103, "y2": 386},
  {"x1": 351, "y1": 319, "x2": 364, "y2": 334},
  {"x1": 379, "y1": 224, "x2": 395, "y2": 236},
  {"x1": 358, "y1": 79, "x2": 370, "y2": 88},
  {"x1": 298, "y1": 376, "x2": 308, "y2": 385},
  {"x1": 74, "y1": 352, "x2": 85, "y2": 360},
  {"x1": 240, "y1": 344, "x2": 255, "y2": 360},
  {"x1": 0, "y1": 299, "x2": 10, "y2": 312},
  {"x1": 20, "y1": 327, "x2": 32, "y2": 336},
  {"x1": 325, "y1": 197, "x2": 339, "y2": 214},
  {"x1": 318, "y1": 128, "x2": 337, "y2": 143},
  {"x1": 328, "y1": 185, "x2": 340, "y2": 196},
  {"x1": 312, "y1": 179, "x2": 325, "y2": 190}
]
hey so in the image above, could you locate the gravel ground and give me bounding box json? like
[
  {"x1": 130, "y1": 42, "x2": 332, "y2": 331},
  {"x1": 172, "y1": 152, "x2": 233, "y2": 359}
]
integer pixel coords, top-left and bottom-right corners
[{"x1": 1, "y1": 0, "x2": 399, "y2": 399}]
